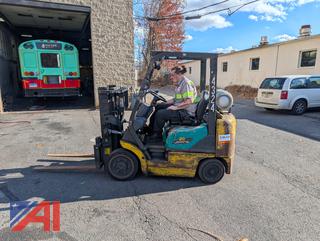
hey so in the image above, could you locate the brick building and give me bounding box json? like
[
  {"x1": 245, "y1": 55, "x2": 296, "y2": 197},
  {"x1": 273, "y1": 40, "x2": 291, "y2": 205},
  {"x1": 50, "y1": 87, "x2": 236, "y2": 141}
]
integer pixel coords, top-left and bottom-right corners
[{"x1": 0, "y1": 0, "x2": 134, "y2": 111}]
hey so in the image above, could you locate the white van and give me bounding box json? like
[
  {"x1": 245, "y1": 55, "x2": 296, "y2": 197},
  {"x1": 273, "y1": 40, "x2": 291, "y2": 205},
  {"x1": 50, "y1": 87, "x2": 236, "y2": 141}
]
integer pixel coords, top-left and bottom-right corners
[{"x1": 255, "y1": 75, "x2": 320, "y2": 114}]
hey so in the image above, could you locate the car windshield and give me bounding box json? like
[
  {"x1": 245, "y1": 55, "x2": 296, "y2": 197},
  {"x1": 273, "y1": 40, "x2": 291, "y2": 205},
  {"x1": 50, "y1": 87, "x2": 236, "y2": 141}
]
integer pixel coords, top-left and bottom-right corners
[{"x1": 260, "y1": 78, "x2": 286, "y2": 89}]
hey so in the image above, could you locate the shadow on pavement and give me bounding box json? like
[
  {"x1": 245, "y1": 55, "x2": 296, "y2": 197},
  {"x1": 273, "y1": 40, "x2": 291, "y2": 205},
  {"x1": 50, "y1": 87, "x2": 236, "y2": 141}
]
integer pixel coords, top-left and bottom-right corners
[
  {"x1": 233, "y1": 99, "x2": 320, "y2": 141},
  {"x1": 0, "y1": 159, "x2": 204, "y2": 207},
  {"x1": 7, "y1": 96, "x2": 94, "y2": 112}
]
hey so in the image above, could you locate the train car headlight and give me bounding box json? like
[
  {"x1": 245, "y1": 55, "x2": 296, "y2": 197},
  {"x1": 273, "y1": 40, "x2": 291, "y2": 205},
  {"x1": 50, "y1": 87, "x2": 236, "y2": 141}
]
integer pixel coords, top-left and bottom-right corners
[
  {"x1": 64, "y1": 45, "x2": 74, "y2": 51},
  {"x1": 23, "y1": 43, "x2": 34, "y2": 49},
  {"x1": 216, "y1": 89, "x2": 233, "y2": 112}
]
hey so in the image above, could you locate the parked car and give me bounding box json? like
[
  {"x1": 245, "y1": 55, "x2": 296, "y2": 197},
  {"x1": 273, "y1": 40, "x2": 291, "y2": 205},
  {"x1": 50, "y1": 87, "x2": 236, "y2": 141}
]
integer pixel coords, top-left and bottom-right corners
[{"x1": 255, "y1": 75, "x2": 320, "y2": 114}]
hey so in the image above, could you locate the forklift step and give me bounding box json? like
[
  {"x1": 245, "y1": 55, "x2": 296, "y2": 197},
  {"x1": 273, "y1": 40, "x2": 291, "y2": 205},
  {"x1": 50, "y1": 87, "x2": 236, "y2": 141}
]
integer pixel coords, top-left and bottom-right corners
[
  {"x1": 146, "y1": 144, "x2": 165, "y2": 152},
  {"x1": 149, "y1": 158, "x2": 167, "y2": 163}
]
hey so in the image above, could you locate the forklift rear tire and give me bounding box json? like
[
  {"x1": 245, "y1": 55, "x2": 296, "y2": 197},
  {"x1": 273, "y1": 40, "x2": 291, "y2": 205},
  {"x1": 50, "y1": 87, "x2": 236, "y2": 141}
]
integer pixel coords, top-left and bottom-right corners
[
  {"x1": 198, "y1": 159, "x2": 225, "y2": 184},
  {"x1": 105, "y1": 149, "x2": 139, "y2": 181}
]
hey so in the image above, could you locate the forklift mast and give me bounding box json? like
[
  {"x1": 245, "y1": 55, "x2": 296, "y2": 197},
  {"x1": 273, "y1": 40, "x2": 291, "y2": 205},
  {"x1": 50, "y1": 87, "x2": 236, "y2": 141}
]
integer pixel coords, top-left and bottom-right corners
[{"x1": 95, "y1": 85, "x2": 128, "y2": 167}]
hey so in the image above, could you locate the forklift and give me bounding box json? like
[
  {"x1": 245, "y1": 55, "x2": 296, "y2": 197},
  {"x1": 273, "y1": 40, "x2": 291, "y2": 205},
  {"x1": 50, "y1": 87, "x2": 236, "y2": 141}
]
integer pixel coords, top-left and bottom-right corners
[{"x1": 94, "y1": 51, "x2": 236, "y2": 184}]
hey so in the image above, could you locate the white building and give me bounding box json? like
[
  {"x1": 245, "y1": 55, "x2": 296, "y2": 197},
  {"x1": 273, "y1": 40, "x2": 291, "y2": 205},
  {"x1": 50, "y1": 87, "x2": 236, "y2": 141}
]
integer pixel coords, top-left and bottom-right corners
[
  {"x1": 180, "y1": 59, "x2": 211, "y2": 87},
  {"x1": 183, "y1": 25, "x2": 320, "y2": 89}
]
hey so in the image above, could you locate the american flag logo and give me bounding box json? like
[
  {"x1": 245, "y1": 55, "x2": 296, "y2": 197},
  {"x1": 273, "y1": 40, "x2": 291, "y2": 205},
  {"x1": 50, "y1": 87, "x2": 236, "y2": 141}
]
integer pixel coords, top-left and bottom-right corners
[
  {"x1": 10, "y1": 201, "x2": 38, "y2": 228},
  {"x1": 10, "y1": 200, "x2": 60, "y2": 232}
]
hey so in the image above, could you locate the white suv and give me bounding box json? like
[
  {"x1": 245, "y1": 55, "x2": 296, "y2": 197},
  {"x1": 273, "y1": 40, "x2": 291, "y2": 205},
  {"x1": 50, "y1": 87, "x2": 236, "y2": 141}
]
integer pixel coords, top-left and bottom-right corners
[{"x1": 255, "y1": 75, "x2": 320, "y2": 115}]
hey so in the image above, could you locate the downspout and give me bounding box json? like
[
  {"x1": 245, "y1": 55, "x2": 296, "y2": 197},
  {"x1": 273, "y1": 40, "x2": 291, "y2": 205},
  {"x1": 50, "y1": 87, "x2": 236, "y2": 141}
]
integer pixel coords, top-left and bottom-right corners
[{"x1": 275, "y1": 44, "x2": 280, "y2": 76}]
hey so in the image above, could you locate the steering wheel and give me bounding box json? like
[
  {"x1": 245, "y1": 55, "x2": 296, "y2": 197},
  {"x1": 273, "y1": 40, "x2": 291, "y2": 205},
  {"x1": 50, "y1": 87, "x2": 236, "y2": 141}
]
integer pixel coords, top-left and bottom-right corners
[{"x1": 148, "y1": 90, "x2": 167, "y2": 102}]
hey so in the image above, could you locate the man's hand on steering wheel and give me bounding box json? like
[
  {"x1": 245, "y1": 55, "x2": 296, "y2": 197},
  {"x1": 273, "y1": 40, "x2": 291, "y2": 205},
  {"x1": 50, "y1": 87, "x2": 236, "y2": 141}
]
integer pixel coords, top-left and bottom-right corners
[{"x1": 148, "y1": 90, "x2": 167, "y2": 103}]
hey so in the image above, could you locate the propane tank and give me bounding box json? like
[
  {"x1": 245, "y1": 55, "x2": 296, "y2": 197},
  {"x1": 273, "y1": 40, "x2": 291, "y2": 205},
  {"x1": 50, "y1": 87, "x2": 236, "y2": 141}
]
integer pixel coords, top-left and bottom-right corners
[{"x1": 216, "y1": 89, "x2": 234, "y2": 113}]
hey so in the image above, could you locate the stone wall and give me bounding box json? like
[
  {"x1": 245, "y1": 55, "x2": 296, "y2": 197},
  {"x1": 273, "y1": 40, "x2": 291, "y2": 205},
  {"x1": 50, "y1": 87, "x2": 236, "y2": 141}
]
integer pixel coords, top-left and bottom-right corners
[{"x1": 40, "y1": 0, "x2": 135, "y2": 105}]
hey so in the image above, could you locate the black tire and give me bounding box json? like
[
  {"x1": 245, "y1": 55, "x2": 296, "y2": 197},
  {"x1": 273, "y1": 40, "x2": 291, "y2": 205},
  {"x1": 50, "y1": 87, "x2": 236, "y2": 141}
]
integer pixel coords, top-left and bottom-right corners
[
  {"x1": 198, "y1": 159, "x2": 225, "y2": 184},
  {"x1": 105, "y1": 148, "x2": 139, "y2": 181},
  {"x1": 292, "y1": 99, "x2": 307, "y2": 115},
  {"x1": 264, "y1": 108, "x2": 274, "y2": 111}
]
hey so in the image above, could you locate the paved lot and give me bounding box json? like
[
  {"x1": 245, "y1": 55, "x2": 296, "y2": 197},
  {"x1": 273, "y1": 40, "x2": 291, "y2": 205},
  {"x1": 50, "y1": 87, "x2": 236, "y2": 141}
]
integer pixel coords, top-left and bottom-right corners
[{"x1": 0, "y1": 101, "x2": 319, "y2": 241}]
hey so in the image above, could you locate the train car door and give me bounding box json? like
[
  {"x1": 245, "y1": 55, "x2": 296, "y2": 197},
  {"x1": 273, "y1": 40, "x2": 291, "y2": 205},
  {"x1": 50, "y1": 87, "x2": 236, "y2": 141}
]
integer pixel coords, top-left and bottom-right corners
[{"x1": 37, "y1": 42, "x2": 65, "y2": 90}]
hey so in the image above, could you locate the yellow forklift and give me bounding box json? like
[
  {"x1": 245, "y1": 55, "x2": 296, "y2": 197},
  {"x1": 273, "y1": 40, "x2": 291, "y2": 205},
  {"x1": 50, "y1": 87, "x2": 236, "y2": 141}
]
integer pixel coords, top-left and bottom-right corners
[{"x1": 94, "y1": 51, "x2": 236, "y2": 184}]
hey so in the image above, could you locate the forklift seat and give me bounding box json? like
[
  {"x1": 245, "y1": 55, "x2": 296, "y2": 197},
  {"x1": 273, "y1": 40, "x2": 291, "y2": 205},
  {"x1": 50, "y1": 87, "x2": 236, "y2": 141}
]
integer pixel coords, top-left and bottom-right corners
[{"x1": 170, "y1": 91, "x2": 209, "y2": 126}]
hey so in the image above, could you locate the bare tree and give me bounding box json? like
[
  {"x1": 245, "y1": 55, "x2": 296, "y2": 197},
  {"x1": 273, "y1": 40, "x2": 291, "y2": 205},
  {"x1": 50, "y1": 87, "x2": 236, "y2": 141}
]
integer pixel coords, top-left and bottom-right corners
[{"x1": 135, "y1": 0, "x2": 185, "y2": 83}]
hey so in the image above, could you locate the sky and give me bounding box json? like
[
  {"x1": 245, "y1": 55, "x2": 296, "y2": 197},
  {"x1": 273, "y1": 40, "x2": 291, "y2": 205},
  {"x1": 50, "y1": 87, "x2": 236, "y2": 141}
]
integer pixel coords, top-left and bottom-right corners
[
  {"x1": 134, "y1": 0, "x2": 320, "y2": 55},
  {"x1": 183, "y1": 0, "x2": 320, "y2": 53}
]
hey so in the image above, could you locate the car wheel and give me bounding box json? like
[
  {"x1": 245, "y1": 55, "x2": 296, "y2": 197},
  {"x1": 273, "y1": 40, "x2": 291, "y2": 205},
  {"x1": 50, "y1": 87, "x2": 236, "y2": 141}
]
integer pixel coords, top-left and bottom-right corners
[
  {"x1": 198, "y1": 159, "x2": 225, "y2": 184},
  {"x1": 292, "y1": 99, "x2": 307, "y2": 115},
  {"x1": 105, "y1": 149, "x2": 139, "y2": 181}
]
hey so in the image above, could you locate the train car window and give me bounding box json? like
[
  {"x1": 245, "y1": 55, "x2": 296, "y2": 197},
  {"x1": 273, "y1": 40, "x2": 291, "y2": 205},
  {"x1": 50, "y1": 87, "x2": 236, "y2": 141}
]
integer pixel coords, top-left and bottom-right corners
[{"x1": 41, "y1": 53, "x2": 60, "y2": 68}]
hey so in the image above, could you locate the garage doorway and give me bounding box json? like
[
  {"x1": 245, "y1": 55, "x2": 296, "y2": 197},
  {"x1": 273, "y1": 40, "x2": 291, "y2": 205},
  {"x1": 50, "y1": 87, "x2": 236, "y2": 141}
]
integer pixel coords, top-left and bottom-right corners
[{"x1": 0, "y1": 0, "x2": 93, "y2": 112}]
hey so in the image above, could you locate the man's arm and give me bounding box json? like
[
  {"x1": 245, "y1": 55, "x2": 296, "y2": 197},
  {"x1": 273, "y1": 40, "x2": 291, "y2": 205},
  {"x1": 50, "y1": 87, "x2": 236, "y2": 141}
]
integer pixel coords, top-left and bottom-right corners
[
  {"x1": 167, "y1": 98, "x2": 192, "y2": 110},
  {"x1": 166, "y1": 98, "x2": 174, "y2": 105}
]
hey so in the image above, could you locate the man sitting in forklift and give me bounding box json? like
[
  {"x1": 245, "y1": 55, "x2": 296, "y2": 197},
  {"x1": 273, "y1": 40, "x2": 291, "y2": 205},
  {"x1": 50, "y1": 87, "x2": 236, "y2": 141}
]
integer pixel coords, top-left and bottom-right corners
[{"x1": 150, "y1": 65, "x2": 198, "y2": 138}]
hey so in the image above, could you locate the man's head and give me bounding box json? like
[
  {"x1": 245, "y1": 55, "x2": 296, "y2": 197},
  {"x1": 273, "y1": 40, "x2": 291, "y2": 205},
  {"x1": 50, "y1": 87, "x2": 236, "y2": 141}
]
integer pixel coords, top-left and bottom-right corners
[{"x1": 170, "y1": 65, "x2": 187, "y2": 85}]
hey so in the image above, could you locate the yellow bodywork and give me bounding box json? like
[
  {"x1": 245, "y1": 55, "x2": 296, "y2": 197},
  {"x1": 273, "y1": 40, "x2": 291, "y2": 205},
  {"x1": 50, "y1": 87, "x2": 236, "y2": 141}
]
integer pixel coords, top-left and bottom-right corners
[
  {"x1": 120, "y1": 140, "x2": 214, "y2": 177},
  {"x1": 120, "y1": 112, "x2": 236, "y2": 178},
  {"x1": 120, "y1": 140, "x2": 148, "y2": 174},
  {"x1": 148, "y1": 152, "x2": 216, "y2": 177},
  {"x1": 216, "y1": 113, "x2": 237, "y2": 174}
]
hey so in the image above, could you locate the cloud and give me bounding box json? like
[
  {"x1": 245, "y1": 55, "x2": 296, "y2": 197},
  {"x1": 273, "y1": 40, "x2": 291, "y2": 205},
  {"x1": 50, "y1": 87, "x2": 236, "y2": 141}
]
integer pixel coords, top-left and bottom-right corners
[
  {"x1": 187, "y1": 14, "x2": 232, "y2": 31},
  {"x1": 248, "y1": 15, "x2": 258, "y2": 21},
  {"x1": 213, "y1": 46, "x2": 237, "y2": 53},
  {"x1": 297, "y1": 0, "x2": 319, "y2": 5},
  {"x1": 273, "y1": 34, "x2": 296, "y2": 41},
  {"x1": 242, "y1": 1, "x2": 287, "y2": 22},
  {"x1": 184, "y1": 0, "x2": 320, "y2": 31},
  {"x1": 184, "y1": 34, "x2": 193, "y2": 41}
]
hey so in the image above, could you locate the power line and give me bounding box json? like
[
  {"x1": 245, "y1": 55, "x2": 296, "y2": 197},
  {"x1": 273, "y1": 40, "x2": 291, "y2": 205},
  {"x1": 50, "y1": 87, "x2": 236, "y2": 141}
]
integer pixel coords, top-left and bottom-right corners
[
  {"x1": 200, "y1": 0, "x2": 259, "y2": 18},
  {"x1": 135, "y1": 0, "x2": 260, "y2": 22},
  {"x1": 159, "y1": 0, "x2": 229, "y2": 19},
  {"x1": 134, "y1": 0, "x2": 228, "y2": 21}
]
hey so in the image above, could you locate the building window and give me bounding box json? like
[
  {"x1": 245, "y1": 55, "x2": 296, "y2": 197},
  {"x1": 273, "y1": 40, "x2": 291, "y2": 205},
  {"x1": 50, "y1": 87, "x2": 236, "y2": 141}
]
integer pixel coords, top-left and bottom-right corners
[
  {"x1": 189, "y1": 67, "x2": 192, "y2": 74},
  {"x1": 250, "y1": 58, "x2": 260, "y2": 70},
  {"x1": 299, "y1": 50, "x2": 317, "y2": 67},
  {"x1": 222, "y1": 62, "x2": 228, "y2": 72}
]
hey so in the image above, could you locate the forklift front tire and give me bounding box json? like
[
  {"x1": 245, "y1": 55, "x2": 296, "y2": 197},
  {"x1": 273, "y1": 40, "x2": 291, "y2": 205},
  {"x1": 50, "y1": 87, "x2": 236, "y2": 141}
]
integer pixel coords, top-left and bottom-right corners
[
  {"x1": 105, "y1": 149, "x2": 139, "y2": 181},
  {"x1": 198, "y1": 159, "x2": 225, "y2": 184}
]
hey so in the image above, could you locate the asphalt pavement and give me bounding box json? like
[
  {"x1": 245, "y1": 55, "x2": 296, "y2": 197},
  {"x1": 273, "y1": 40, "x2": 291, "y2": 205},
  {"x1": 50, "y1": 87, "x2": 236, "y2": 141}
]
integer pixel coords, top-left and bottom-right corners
[{"x1": 0, "y1": 100, "x2": 319, "y2": 241}]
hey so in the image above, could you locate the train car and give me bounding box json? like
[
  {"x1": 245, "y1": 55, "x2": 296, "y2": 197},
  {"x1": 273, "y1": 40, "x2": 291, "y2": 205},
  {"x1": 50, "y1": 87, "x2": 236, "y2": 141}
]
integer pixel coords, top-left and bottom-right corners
[{"x1": 18, "y1": 40, "x2": 80, "y2": 97}]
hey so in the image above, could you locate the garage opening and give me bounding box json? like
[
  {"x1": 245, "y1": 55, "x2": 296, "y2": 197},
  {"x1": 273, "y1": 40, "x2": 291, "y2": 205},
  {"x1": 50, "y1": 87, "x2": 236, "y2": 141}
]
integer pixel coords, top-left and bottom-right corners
[{"x1": 0, "y1": 0, "x2": 93, "y2": 112}]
